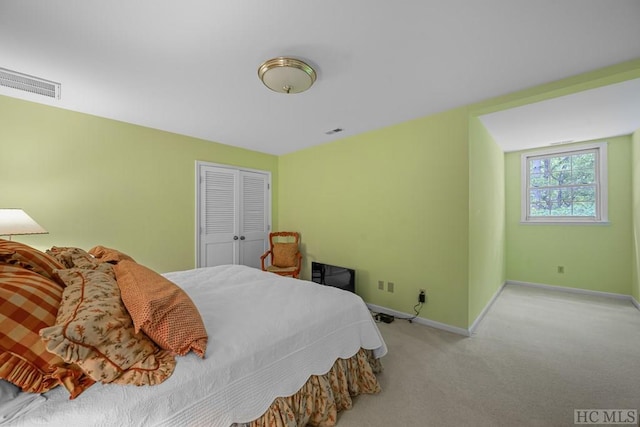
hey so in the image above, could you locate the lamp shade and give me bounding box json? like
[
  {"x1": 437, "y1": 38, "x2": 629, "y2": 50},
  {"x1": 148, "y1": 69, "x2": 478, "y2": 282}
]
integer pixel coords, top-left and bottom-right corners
[{"x1": 0, "y1": 209, "x2": 48, "y2": 237}]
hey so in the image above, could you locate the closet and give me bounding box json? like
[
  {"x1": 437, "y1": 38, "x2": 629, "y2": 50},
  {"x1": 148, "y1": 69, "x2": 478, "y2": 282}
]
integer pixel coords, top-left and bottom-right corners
[{"x1": 196, "y1": 162, "x2": 271, "y2": 269}]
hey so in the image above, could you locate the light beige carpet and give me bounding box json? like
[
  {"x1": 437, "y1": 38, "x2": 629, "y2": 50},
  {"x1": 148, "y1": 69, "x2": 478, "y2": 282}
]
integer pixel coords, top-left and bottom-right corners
[{"x1": 338, "y1": 284, "x2": 640, "y2": 427}]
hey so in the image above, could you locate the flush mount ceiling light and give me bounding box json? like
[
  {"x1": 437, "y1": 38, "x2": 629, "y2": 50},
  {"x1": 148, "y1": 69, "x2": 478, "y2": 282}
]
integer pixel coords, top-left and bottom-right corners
[{"x1": 258, "y1": 57, "x2": 316, "y2": 94}]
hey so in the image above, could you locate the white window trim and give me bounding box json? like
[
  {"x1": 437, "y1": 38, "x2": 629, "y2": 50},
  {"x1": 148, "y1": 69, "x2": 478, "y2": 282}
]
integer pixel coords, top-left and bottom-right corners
[{"x1": 520, "y1": 142, "x2": 608, "y2": 225}]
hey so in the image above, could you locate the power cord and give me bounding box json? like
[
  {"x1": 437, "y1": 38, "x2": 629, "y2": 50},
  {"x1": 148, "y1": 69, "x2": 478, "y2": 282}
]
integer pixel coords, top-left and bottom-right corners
[
  {"x1": 369, "y1": 301, "x2": 423, "y2": 324},
  {"x1": 370, "y1": 310, "x2": 394, "y2": 323},
  {"x1": 394, "y1": 301, "x2": 423, "y2": 323}
]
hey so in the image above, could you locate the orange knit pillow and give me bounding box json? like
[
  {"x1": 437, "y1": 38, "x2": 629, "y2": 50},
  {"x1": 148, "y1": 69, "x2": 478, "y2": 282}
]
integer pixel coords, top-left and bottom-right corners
[
  {"x1": 88, "y1": 245, "x2": 135, "y2": 264},
  {"x1": 272, "y1": 243, "x2": 298, "y2": 268},
  {"x1": 114, "y1": 260, "x2": 208, "y2": 358}
]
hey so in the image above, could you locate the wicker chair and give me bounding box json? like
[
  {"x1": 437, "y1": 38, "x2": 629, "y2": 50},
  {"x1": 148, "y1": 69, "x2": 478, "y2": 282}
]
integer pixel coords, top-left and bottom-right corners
[{"x1": 260, "y1": 232, "x2": 302, "y2": 278}]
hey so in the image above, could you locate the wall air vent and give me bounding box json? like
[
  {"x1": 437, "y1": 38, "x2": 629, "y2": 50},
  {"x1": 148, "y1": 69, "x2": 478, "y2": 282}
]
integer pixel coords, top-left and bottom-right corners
[{"x1": 0, "y1": 68, "x2": 61, "y2": 99}]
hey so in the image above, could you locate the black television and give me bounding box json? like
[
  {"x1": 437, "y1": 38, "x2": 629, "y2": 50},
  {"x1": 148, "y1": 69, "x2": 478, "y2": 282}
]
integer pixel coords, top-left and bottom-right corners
[{"x1": 311, "y1": 261, "x2": 355, "y2": 293}]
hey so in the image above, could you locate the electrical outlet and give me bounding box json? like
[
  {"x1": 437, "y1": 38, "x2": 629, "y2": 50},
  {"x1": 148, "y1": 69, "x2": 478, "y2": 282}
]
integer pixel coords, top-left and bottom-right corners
[
  {"x1": 419, "y1": 289, "x2": 426, "y2": 303},
  {"x1": 387, "y1": 282, "x2": 394, "y2": 293},
  {"x1": 378, "y1": 280, "x2": 384, "y2": 290}
]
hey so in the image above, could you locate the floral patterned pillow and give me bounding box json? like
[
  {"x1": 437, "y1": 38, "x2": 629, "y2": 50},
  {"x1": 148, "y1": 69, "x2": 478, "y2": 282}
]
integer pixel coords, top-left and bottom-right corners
[
  {"x1": 40, "y1": 268, "x2": 175, "y2": 386},
  {"x1": 46, "y1": 246, "x2": 114, "y2": 277}
]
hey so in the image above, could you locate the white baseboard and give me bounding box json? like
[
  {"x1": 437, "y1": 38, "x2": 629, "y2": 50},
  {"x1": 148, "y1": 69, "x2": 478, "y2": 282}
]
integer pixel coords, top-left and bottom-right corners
[
  {"x1": 468, "y1": 282, "x2": 506, "y2": 335},
  {"x1": 366, "y1": 303, "x2": 471, "y2": 337},
  {"x1": 506, "y1": 280, "x2": 640, "y2": 311},
  {"x1": 367, "y1": 282, "x2": 640, "y2": 339}
]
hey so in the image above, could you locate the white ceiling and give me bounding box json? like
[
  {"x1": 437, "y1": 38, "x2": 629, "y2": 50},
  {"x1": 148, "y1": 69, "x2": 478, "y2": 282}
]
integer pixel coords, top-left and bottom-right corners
[
  {"x1": 479, "y1": 77, "x2": 640, "y2": 152},
  {"x1": 1, "y1": 1, "x2": 639, "y2": 155}
]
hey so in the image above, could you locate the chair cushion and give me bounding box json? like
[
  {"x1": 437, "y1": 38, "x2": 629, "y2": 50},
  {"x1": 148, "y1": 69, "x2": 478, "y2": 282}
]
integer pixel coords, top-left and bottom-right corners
[
  {"x1": 272, "y1": 243, "x2": 298, "y2": 268},
  {"x1": 266, "y1": 265, "x2": 298, "y2": 274},
  {"x1": 113, "y1": 260, "x2": 208, "y2": 358}
]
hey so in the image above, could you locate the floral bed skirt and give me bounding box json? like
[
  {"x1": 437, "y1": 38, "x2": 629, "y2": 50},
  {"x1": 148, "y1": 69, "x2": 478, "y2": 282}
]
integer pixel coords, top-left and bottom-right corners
[{"x1": 238, "y1": 348, "x2": 382, "y2": 427}]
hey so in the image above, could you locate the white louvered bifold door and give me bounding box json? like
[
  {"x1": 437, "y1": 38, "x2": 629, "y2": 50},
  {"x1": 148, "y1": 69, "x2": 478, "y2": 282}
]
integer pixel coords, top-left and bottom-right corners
[
  {"x1": 199, "y1": 166, "x2": 239, "y2": 267},
  {"x1": 197, "y1": 163, "x2": 270, "y2": 268},
  {"x1": 239, "y1": 171, "x2": 269, "y2": 268}
]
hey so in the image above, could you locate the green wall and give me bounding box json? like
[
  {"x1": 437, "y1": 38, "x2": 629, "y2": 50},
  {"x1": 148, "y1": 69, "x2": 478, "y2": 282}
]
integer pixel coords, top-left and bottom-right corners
[
  {"x1": 468, "y1": 117, "x2": 506, "y2": 323},
  {"x1": 505, "y1": 136, "x2": 632, "y2": 294},
  {"x1": 278, "y1": 59, "x2": 640, "y2": 330},
  {"x1": 278, "y1": 108, "x2": 471, "y2": 329},
  {"x1": 3, "y1": 58, "x2": 639, "y2": 332},
  {"x1": 0, "y1": 95, "x2": 278, "y2": 273},
  {"x1": 632, "y1": 128, "x2": 640, "y2": 302}
]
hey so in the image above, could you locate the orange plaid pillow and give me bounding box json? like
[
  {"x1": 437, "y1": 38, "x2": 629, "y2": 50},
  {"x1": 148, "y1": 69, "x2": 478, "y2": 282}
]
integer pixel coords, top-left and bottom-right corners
[
  {"x1": 0, "y1": 239, "x2": 64, "y2": 285},
  {"x1": 0, "y1": 264, "x2": 94, "y2": 398},
  {"x1": 114, "y1": 260, "x2": 208, "y2": 358}
]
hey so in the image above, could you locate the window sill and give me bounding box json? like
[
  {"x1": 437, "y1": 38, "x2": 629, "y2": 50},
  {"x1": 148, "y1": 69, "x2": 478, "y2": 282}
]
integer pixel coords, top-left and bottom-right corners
[{"x1": 520, "y1": 220, "x2": 610, "y2": 226}]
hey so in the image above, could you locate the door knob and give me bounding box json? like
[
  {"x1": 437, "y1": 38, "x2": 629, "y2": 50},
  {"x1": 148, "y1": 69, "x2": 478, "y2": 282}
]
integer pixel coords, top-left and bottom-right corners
[
  {"x1": 233, "y1": 236, "x2": 239, "y2": 240},
  {"x1": 240, "y1": 236, "x2": 246, "y2": 240}
]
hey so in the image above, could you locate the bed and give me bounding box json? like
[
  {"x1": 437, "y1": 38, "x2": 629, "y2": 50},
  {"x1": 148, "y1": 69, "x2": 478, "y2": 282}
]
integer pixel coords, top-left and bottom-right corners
[{"x1": 0, "y1": 240, "x2": 386, "y2": 426}]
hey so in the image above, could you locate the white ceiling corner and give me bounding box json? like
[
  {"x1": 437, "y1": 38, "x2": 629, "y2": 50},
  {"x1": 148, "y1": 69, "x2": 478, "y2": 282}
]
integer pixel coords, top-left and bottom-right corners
[{"x1": 479, "y1": 78, "x2": 640, "y2": 152}]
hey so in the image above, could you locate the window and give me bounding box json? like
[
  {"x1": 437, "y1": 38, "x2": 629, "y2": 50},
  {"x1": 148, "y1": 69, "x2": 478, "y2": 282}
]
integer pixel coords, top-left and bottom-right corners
[{"x1": 521, "y1": 142, "x2": 608, "y2": 224}]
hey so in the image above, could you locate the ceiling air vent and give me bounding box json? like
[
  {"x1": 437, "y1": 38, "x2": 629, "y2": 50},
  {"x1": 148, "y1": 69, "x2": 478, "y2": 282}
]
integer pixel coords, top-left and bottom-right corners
[
  {"x1": 325, "y1": 128, "x2": 343, "y2": 135},
  {"x1": 0, "y1": 68, "x2": 61, "y2": 99}
]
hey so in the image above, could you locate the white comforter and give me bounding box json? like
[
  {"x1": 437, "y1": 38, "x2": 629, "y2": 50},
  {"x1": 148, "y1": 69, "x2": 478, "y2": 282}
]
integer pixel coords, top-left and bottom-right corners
[{"x1": 9, "y1": 265, "x2": 387, "y2": 427}]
